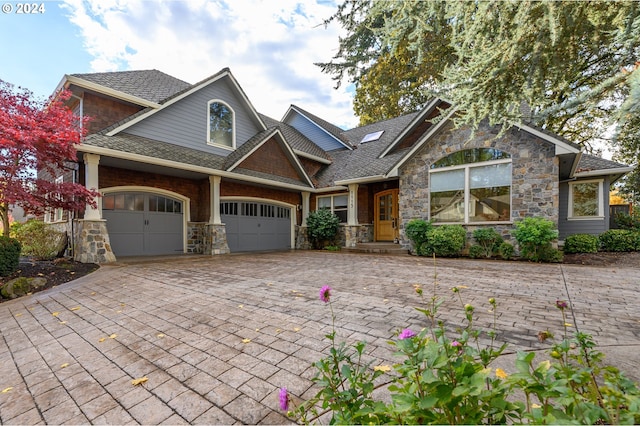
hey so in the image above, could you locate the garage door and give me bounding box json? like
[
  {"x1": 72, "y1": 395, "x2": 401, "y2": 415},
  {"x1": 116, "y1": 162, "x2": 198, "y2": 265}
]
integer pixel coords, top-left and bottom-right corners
[
  {"x1": 221, "y1": 201, "x2": 291, "y2": 252},
  {"x1": 102, "y1": 192, "x2": 184, "y2": 256}
]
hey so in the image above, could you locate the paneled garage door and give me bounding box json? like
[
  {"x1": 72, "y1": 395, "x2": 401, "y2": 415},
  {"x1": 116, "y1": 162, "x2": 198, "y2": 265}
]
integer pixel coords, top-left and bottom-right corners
[
  {"x1": 102, "y1": 192, "x2": 184, "y2": 256},
  {"x1": 221, "y1": 201, "x2": 292, "y2": 252}
]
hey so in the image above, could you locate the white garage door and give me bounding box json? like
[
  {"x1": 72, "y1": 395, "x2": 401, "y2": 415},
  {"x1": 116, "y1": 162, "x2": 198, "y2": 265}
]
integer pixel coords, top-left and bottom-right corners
[
  {"x1": 221, "y1": 201, "x2": 291, "y2": 252},
  {"x1": 103, "y1": 192, "x2": 183, "y2": 256}
]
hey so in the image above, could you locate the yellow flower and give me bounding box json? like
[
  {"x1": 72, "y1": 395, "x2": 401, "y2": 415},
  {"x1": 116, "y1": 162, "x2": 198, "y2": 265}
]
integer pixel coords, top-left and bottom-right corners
[
  {"x1": 564, "y1": 322, "x2": 573, "y2": 327},
  {"x1": 531, "y1": 403, "x2": 541, "y2": 409},
  {"x1": 495, "y1": 368, "x2": 509, "y2": 379},
  {"x1": 374, "y1": 365, "x2": 391, "y2": 372}
]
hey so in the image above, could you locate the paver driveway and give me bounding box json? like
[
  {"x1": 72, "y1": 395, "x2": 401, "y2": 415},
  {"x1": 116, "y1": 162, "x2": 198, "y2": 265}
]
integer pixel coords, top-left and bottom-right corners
[{"x1": 1, "y1": 251, "x2": 639, "y2": 424}]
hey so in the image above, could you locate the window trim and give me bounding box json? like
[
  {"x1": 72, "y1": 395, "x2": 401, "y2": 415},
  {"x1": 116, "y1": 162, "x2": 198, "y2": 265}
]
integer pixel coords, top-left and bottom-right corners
[
  {"x1": 207, "y1": 99, "x2": 235, "y2": 150},
  {"x1": 316, "y1": 193, "x2": 349, "y2": 223},
  {"x1": 52, "y1": 176, "x2": 64, "y2": 222},
  {"x1": 568, "y1": 179, "x2": 604, "y2": 220},
  {"x1": 429, "y1": 157, "x2": 513, "y2": 224}
]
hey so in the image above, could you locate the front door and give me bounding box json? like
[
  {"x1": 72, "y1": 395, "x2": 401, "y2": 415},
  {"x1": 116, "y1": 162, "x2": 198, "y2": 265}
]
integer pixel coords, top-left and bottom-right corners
[{"x1": 374, "y1": 189, "x2": 399, "y2": 241}]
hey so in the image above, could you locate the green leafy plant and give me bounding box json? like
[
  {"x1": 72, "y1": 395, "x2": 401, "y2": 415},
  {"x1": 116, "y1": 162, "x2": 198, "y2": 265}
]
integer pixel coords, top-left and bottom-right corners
[
  {"x1": 306, "y1": 209, "x2": 341, "y2": 250},
  {"x1": 424, "y1": 224, "x2": 466, "y2": 257},
  {"x1": 0, "y1": 236, "x2": 21, "y2": 277},
  {"x1": 614, "y1": 210, "x2": 640, "y2": 231},
  {"x1": 284, "y1": 270, "x2": 640, "y2": 424},
  {"x1": 404, "y1": 219, "x2": 433, "y2": 255},
  {"x1": 599, "y1": 229, "x2": 640, "y2": 252},
  {"x1": 11, "y1": 220, "x2": 66, "y2": 260},
  {"x1": 563, "y1": 234, "x2": 599, "y2": 254},
  {"x1": 498, "y1": 241, "x2": 514, "y2": 260},
  {"x1": 468, "y1": 244, "x2": 484, "y2": 259},
  {"x1": 513, "y1": 217, "x2": 559, "y2": 262},
  {"x1": 472, "y1": 227, "x2": 503, "y2": 258}
]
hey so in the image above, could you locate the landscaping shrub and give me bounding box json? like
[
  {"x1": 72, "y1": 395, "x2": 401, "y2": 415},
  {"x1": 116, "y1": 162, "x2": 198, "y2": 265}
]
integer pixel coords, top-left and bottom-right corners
[
  {"x1": 283, "y1": 283, "x2": 640, "y2": 425},
  {"x1": 563, "y1": 234, "x2": 599, "y2": 254},
  {"x1": 0, "y1": 236, "x2": 21, "y2": 277},
  {"x1": 599, "y1": 229, "x2": 640, "y2": 252},
  {"x1": 11, "y1": 219, "x2": 66, "y2": 260},
  {"x1": 306, "y1": 209, "x2": 341, "y2": 249},
  {"x1": 614, "y1": 209, "x2": 640, "y2": 231},
  {"x1": 468, "y1": 244, "x2": 484, "y2": 259},
  {"x1": 498, "y1": 241, "x2": 514, "y2": 260},
  {"x1": 424, "y1": 224, "x2": 466, "y2": 257},
  {"x1": 404, "y1": 219, "x2": 432, "y2": 255},
  {"x1": 513, "y1": 217, "x2": 559, "y2": 262},
  {"x1": 472, "y1": 227, "x2": 502, "y2": 258}
]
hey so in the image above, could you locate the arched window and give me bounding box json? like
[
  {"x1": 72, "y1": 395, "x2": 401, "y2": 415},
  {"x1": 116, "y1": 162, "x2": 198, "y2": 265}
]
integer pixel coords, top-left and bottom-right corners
[
  {"x1": 207, "y1": 100, "x2": 234, "y2": 148},
  {"x1": 429, "y1": 148, "x2": 512, "y2": 223}
]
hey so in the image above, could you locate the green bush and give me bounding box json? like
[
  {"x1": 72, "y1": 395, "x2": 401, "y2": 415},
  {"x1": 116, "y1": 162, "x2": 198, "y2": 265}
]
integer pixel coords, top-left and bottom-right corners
[
  {"x1": 498, "y1": 241, "x2": 514, "y2": 260},
  {"x1": 599, "y1": 229, "x2": 640, "y2": 252},
  {"x1": 306, "y1": 209, "x2": 341, "y2": 249},
  {"x1": 424, "y1": 224, "x2": 466, "y2": 257},
  {"x1": 513, "y1": 217, "x2": 559, "y2": 262},
  {"x1": 0, "y1": 236, "x2": 21, "y2": 277},
  {"x1": 472, "y1": 227, "x2": 502, "y2": 258},
  {"x1": 563, "y1": 234, "x2": 599, "y2": 254},
  {"x1": 11, "y1": 220, "x2": 66, "y2": 260},
  {"x1": 404, "y1": 219, "x2": 433, "y2": 255},
  {"x1": 468, "y1": 244, "x2": 484, "y2": 259},
  {"x1": 614, "y1": 210, "x2": 640, "y2": 231}
]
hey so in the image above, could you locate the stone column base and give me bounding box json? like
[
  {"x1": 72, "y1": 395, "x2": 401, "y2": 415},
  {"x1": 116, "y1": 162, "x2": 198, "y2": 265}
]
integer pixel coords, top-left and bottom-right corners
[
  {"x1": 74, "y1": 219, "x2": 117, "y2": 264},
  {"x1": 204, "y1": 223, "x2": 230, "y2": 255}
]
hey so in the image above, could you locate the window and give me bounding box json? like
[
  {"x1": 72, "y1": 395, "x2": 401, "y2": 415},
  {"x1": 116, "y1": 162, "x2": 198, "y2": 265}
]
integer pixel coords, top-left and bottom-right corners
[
  {"x1": 53, "y1": 176, "x2": 64, "y2": 222},
  {"x1": 207, "y1": 100, "x2": 234, "y2": 148},
  {"x1": 317, "y1": 194, "x2": 348, "y2": 223},
  {"x1": 430, "y1": 148, "x2": 512, "y2": 223},
  {"x1": 568, "y1": 180, "x2": 604, "y2": 219}
]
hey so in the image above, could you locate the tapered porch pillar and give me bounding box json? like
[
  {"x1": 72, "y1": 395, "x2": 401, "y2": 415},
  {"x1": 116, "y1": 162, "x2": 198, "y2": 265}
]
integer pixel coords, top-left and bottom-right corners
[{"x1": 83, "y1": 153, "x2": 101, "y2": 220}]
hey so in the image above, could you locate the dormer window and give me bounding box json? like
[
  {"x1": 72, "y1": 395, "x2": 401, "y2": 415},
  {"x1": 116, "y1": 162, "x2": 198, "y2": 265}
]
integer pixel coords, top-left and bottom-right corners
[{"x1": 208, "y1": 100, "x2": 234, "y2": 148}]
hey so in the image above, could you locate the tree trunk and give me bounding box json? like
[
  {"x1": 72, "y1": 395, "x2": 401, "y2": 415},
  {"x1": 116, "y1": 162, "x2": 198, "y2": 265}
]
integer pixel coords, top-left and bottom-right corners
[{"x1": 0, "y1": 202, "x2": 10, "y2": 237}]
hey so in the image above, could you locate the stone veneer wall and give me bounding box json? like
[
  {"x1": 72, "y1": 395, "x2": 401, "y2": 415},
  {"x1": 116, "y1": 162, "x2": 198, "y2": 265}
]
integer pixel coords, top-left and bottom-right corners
[
  {"x1": 399, "y1": 121, "x2": 559, "y2": 248},
  {"x1": 187, "y1": 222, "x2": 230, "y2": 255},
  {"x1": 74, "y1": 220, "x2": 117, "y2": 263}
]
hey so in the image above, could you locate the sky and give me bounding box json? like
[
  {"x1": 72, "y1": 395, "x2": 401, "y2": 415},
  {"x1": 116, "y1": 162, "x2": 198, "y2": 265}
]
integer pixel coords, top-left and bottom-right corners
[{"x1": 0, "y1": 0, "x2": 359, "y2": 129}]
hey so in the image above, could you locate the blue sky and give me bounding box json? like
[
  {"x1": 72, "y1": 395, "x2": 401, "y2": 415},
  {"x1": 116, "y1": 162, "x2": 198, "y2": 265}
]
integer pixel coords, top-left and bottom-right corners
[{"x1": 0, "y1": 0, "x2": 358, "y2": 128}]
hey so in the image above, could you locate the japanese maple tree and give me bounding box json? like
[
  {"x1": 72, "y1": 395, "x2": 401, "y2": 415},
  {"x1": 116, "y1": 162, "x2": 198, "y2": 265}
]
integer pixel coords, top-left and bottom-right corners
[{"x1": 0, "y1": 80, "x2": 98, "y2": 236}]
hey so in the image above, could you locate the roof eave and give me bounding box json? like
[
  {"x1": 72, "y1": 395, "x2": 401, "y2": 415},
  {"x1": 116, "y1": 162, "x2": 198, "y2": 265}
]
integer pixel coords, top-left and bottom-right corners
[
  {"x1": 573, "y1": 166, "x2": 635, "y2": 179},
  {"x1": 63, "y1": 75, "x2": 161, "y2": 108}
]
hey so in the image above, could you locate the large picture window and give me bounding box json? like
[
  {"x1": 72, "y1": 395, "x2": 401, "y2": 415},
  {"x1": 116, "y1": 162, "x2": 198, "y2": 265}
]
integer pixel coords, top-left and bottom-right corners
[
  {"x1": 208, "y1": 100, "x2": 234, "y2": 148},
  {"x1": 317, "y1": 194, "x2": 348, "y2": 223},
  {"x1": 568, "y1": 180, "x2": 603, "y2": 219},
  {"x1": 430, "y1": 148, "x2": 512, "y2": 223}
]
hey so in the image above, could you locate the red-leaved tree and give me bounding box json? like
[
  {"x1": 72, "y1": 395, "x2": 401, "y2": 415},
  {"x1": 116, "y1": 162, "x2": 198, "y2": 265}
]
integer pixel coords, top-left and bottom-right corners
[{"x1": 0, "y1": 79, "x2": 98, "y2": 236}]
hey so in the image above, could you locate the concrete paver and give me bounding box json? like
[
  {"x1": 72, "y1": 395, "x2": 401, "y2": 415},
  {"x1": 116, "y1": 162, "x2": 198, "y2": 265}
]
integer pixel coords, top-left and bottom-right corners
[{"x1": 0, "y1": 251, "x2": 638, "y2": 424}]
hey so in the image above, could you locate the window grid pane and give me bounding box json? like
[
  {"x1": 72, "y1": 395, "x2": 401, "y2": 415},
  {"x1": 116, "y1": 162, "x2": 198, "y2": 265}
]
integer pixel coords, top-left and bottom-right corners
[{"x1": 573, "y1": 183, "x2": 599, "y2": 216}]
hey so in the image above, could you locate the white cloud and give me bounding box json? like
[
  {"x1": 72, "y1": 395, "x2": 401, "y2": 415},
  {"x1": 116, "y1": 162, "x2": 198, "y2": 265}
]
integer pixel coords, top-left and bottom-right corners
[{"x1": 60, "y1": 0, "x2": 358, "y2": 128}]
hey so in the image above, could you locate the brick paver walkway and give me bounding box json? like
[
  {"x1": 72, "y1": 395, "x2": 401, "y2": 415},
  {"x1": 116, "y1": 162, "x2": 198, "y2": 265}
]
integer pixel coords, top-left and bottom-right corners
[{"x1": 1, "y1": 251, "x2": 638, "y2": 424}]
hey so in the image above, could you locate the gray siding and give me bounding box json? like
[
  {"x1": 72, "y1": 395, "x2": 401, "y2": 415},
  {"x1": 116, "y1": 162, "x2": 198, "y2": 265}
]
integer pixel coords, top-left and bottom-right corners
[
  {"x1": 285, "y1": 113, "x2": 345, "y2": 151},
  {"x1": 558, "y1": 178, "x2": 610, "y2": 239},
  {"x1": 125, "y1": 78, "x2": 263, "y2": 156}
]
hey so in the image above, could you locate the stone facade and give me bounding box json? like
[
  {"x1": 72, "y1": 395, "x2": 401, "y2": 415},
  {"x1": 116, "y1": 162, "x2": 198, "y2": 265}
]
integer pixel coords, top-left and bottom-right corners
[
  {"x1": 187, "y1": 222, "x2": 230, "y2": 255},
  {"x1": 74, "y1": 220, "x2": 117, "y2": 264},
  {"x1": 399, "y1": 121, "x2": 559, "y2": 246},
  {"x1": 296, "y1": 224, "x2": 374, "y2": 249}
]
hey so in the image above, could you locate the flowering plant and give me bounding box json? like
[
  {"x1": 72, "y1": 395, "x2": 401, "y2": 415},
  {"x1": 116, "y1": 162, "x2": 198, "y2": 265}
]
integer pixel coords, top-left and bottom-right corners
[{"x1": 281, "y1": 264, "x2": 640, "y2": 424}]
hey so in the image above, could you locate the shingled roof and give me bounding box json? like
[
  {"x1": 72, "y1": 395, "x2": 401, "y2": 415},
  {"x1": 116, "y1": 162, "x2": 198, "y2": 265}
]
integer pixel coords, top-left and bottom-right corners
[
  {"x1": 260, "y1": 114, "x2": 331, "y2": 162},
  {"x1": 575, "y1": 154, "x2": 630, "y2": 173},
  {"x1": 70, "y1": 70, "x2": 191, "y2": 104}
]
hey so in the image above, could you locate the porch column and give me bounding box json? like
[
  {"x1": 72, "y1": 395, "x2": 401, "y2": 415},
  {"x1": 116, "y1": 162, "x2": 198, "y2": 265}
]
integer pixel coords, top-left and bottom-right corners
[
  {"x1": 301, "y1": 191, "x2": 310, "y2": 226},
  {"x1": 347, "y1": 183, "x2": 359, "y2": 226},
  {"x1": 83, "y1": 153, "x2": 101, "y2": 220},
  {"x1": 209, "y1": 175, "x2": 222, "y2": 225}
]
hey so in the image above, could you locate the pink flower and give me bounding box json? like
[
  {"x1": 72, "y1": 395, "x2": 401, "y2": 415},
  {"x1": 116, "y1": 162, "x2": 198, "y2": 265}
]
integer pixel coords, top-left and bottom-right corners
[
  {"x1": 451, "y1": 340, "x2": 462, "y2": 347},
  {"x1": 279, "y1": 387, "x2": 288, "y2": 411},
  {"x1": 319, "y1": 285, "x2": 332, "y2": 303},
  {"x1": 556, "y1": 300, "x2": 568, "y2": 310},
  {"x1": 398, "y1": 328, "x2": 416, "y2": 340}
]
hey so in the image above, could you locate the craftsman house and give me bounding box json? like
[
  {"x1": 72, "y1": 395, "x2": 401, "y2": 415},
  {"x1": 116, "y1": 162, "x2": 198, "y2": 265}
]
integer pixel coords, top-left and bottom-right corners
[{"x1": 45, "y1": 68, "x2": 632, "y2": 263}]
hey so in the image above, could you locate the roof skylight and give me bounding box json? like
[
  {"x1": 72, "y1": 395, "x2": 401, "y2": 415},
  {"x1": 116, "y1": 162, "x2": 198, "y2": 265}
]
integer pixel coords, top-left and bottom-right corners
[{"x1": 360, "y1": 130, "x2": 384, "y2": 143}]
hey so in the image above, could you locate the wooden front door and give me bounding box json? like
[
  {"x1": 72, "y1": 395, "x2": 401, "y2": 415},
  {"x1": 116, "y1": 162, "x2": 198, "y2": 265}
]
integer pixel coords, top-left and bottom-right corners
[{"x1": 374, "y1": 189, "x2": 399, "y2": 241}]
